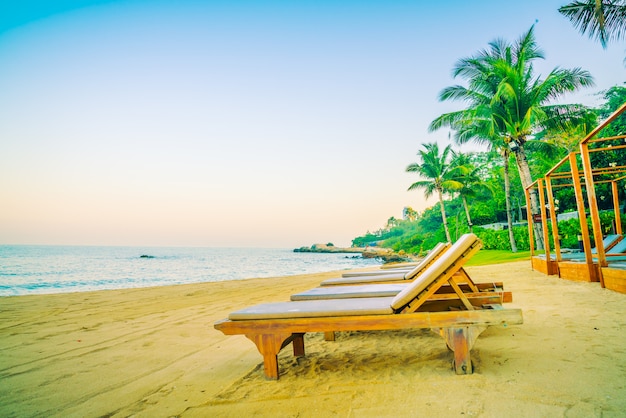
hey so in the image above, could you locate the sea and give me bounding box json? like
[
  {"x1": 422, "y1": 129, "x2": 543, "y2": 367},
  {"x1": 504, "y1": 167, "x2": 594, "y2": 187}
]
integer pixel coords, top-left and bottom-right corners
[{"x1": 0, "y1": 245, "x2": 381, "y2": 297}]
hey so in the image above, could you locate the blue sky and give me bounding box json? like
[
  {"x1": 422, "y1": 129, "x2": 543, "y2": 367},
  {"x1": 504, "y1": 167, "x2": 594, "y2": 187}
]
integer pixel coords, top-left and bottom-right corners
[{"x1": 0, "y1": 0, "x2": 624, "y2": 247}]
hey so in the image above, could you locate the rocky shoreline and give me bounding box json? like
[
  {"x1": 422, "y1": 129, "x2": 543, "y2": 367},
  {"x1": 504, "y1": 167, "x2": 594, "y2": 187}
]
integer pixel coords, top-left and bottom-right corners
[{"x1": 293, "y1": 243, "x2": 415, "y2": 264}]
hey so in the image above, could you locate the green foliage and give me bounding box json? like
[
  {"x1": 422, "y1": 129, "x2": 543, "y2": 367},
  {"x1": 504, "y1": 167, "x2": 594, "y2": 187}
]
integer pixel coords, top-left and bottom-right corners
[
  {"x1": 356, "y1": 202, "x2": 626, "y2": 253},
  {"x1": 351, "y1": 84, "x2": 625, "y2": 255},
  {"x1": 351, "y1": 220, "x2": 414, "y2": 248},
  {"x1": 473, "y1": 226, "x2": 531, "y2": 251},
  {"x1": 352, "y1": 232, "x2": 383, "y2": 247},
  {"x1": 553, "y1": 211, "x2": 626, "y2": 248},
  {"x1": 598, "y1": 85, "x2": 626, "y2": 128},
  {"x1": 559, "y1": 1, "x2": 626, "y2": 50}
]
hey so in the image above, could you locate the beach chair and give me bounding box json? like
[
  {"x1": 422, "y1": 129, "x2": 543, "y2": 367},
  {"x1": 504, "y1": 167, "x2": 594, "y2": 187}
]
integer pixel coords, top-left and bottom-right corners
[
  {"x1": 322, "y1": 242, "x2": 450, "y2": 285},
  {"x1": 340, "y1": 242, "x2": 449, "y2": 278},
  {"x1": 604, "y1": 237, "x2": 626, "y2": 256},
  {"x1": 320, "y1": 239, "x2": 503, "y2": 293},
  {"x1": 579, "y1": 237, "x2": 626, "y2": 263},
  {"x1": 293, "y1": 236, "x2": 505, "y2": 300},
  {"x1": 291, "y1": 257, "x2": 509, "y2": 301},
  {"x1": 214, "y1": 233, "x2": 523, "y2": 379},
  {"x1": 542, "y1": 234, "x2": 624, "y2": 261}
]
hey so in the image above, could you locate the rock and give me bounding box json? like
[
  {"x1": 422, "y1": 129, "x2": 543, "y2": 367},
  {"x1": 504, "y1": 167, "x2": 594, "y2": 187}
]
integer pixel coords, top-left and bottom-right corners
[
  {"x1": 294, "y1": 243, "x2": 414, "y2": 264},
  {"x1": 293, "y1": 244, "x2": 364, "y2": 254}
]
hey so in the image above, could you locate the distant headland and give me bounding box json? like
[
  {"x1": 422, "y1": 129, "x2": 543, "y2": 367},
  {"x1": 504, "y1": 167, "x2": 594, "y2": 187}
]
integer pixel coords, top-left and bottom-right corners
[{"x1": 293, "y1": 243, "x2": 415, "y2": 264}]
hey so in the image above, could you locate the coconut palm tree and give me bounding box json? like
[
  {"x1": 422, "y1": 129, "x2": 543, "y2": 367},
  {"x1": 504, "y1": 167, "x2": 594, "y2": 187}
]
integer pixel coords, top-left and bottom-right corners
[
  {"x1": 429, "y1": 25, "x2": 594, "y2": 250},
  {"x1": 403, "y1": 206, "x2": 419, "y2": 222},
  {"x1": 449, "y1": 151, "x2": 494, "y2": 234},
  {"x1": 406, "y1": 142, "x2": 462, "y2": 242},
  {"x1": 438, "y1": 118, "x2": 520, "y2": 250},
  {"x1": 559, "y1": 0, "x2": 626, "y2": 65}
]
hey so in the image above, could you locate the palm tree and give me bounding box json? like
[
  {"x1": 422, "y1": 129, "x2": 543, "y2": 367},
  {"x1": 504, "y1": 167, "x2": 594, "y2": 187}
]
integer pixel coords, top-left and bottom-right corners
[
  {"x1": 403, "y1": 206, "x2": 419, "y2": 222},
  {"x1": 449, "y1": 151, "x2": 494, "y2": 234},
  {"x1": 430, "y1": 25, "x2": 594, "y2": 250},
  {"x1": 386, "y1": 216, "x2": 399, "y2": 229},
  {"x1": 406, "y1": 142, "x2": 462, "y2": 242},
  {"x1": 440, "y1": 119, "x2": 520, "y2": 250},
  {"x1": 559, "y1": 0, "x2": 626, "y2": 64}
]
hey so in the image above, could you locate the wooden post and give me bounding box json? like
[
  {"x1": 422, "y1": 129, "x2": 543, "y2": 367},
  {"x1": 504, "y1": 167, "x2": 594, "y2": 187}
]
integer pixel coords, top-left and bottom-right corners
[
  {"x1": 580, "y1": 142, "x2": 607, "y2": 287},
  {"x1": 545, "y1": 175, "x2": 561, "y2": 261},
  {"x1": 324, "y1": 332, "x2": 336, "y2": 341},
  {"x1": 438, "y1": 326, "x2": 485, "y2": 374},
  {"x1": 537, "y1": 179, "x2": 551, "y2": 260},
  {"x1": 612, "y1": 181, "x2": 622, "y2": 235},
  {"x1": 292, "y1": 333, "x2": 305, "y2": 357},
  {"x1": 246, "y1": 333, "x2": 293, "y2": 380},
  {"x1": 570, "y1": 153, "x2": 594, "y2": 265}
]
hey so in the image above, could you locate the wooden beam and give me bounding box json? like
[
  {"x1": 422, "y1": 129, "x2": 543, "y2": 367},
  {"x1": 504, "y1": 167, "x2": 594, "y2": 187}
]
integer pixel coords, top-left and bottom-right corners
[
  {"x1": 613, "y1": 181, "x2": 622, "y2": 235},
  {"x1": 537, "y1": 179, "x2": 552, "y2": 260},
  {"x1": 587, "y1": 134, "x2": 626, "y2": 143},
  {"x1": 570, "y1": 153, "x2": 594, "y2": 265},
  {"x1": 545, "y1": 154, "x2": 571, "y2": 177},
  {"x1": 215, "y1": 308, "x2": 523, "y2": 379},
  {"x1": 580, "y1": 141, "x2": 607, "y2": 287},
  {"x1": 545, "y1": 175, "x2": 562, "y2": 261},
  {"x1": 215, "y1": 309, "x2": 524, "y2": 336},
  {"x1": 580, "y1": 102, "x2": 626, "y2": 145},
  {"x1": 587, "y1": 144, "x2": 626, "y2": 154}
]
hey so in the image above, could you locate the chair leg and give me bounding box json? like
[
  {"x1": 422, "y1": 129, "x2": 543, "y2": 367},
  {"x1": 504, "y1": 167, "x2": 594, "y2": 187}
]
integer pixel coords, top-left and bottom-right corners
[
  {"x1": 437, "y1": 326, "x2": 486, "y2": 374},
  {"x1": 246, "y1": 333, "x2": 293, "y2": 380},
  {"x1": 292, "y1": 333, "x2": 305, "y2": 356}
]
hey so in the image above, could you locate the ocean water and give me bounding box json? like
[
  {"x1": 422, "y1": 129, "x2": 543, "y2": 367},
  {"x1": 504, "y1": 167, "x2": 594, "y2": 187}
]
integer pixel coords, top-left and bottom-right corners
[{"x1": 0, "y1": 245, "x2": 381, "y2": 297}]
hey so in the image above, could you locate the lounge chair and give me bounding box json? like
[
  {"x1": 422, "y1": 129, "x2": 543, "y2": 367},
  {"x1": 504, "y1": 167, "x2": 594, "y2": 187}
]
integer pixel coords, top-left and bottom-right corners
[
  {"x1": 341, "y1": 266, "x2": 414, "y2": 277},
  {"x1": 573, "y1": 238, "x2": 626, "y2": 263},
  {"x1": 214, "y1": 233, "x2": 523, "y2": 379},
  {"x1": 604, "y1": 238, "x2": 626, "y2": 256},
  {"x1": 318, "y1": 240, "x2": 504, "y2": 293},
  {"x1": 293, "y1": 238, "x2": 505, "y2": 301},
  {"x1": 322, "y1": 242, "x2": 451, "y2": 285},
  {"x1": 340, "y1": 242, "x2": 448, "y2": 277},
  {"x1": 541, "y1": 234, "x2": 623, "y2": 261},
  {"x1": 379, "y1": 261, "x2": 420, "y2": 269},
  {"x1": 291, "y1": 256, "x2": 509, "y2": 301}
]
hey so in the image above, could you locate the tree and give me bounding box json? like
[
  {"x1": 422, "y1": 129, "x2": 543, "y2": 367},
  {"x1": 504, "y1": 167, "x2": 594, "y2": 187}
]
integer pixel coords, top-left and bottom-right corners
[
  {"x1": 559, "y1": 0, "x2": 626, "y2": 64},
  {"x1": 597, "y1": 85, "x2": 626, "y2": 135},
  {"x1": 449, "y1": 151, "x2": 494, "y2": 233},
  {"x1": 430, "y1": 25, "x2": 594, "y2": 250},
  {"x1": 386, "y1": 216, "x2": 399, "y2": 229},
  {"x1": 403, "y1": 206, "x2": 419, "y2": 221},
  {"x1": 406, "y1": 142, "x2": 462, "y2": 242}
]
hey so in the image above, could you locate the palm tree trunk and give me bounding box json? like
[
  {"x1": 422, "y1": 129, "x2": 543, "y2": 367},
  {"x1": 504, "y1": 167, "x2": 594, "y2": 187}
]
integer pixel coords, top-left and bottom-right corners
[
  {"x1": 513, "y1": 143, "x2": 545, "y2": 250},
  {"x1": 462, "y1": 196, "x2": 473, "y2": 233},
  {"x1": 438, "y1": 189, "x2": 452, "y2": 242},
  {"x1": 503, "y1": 151, "x2": 518, "y2": 253}
]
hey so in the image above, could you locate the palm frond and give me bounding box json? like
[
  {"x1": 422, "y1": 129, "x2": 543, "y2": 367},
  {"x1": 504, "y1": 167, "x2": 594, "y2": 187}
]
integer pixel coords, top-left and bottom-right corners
[{"x1": 559, "y1": 0, "x2": 626, "y2": 47}]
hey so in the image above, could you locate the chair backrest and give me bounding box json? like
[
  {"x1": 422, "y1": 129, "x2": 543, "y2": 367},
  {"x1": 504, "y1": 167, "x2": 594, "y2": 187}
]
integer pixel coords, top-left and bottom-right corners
[
  {"x1": 403, "y1": 242, "x2": 451, "y2": 280},
  {"x1": 607, "y1": 236, "x2": 626, "y2": 254},
  {"x1": 390, "y1": 233, "x2": 481, "y2": 312},
  {"x1": 593, "y1": 234, "x2": 622, "y2": 254}
]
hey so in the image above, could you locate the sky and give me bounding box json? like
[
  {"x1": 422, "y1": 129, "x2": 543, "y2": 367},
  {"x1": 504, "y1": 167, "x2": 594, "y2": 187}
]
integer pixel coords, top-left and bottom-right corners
[{"x1": 0, "y1": 0, "x2": 625, "y2": 248}]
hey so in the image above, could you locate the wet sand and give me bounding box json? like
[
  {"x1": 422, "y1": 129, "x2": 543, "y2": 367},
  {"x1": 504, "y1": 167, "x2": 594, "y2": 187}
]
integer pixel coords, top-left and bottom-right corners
[{"x1": 1, "y1": 261, "x2": 625, "y2": 417}]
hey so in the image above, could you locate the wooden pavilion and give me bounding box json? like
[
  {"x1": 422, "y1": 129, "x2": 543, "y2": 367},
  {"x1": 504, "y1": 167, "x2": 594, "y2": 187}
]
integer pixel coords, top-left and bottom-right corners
[{"x1": 526, "y1": 102, "x2": 626, "y2": 294}]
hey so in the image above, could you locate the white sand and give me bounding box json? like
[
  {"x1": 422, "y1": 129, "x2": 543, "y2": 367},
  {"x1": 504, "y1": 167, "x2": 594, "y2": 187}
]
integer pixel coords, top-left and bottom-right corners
[{"x1": 1, "y1": 261, "x2": 625, "y2": 417}]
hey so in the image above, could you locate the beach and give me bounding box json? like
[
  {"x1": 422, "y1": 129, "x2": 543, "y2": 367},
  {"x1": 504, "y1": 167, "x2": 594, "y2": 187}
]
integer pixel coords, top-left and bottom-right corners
[{"x1": 1, "y1": 260, "x2": 625, "y2": 417}]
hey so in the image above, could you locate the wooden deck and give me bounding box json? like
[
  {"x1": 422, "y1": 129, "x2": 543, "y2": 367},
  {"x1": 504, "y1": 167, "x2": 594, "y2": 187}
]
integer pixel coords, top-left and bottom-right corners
[
  {"x1": 602, "y1": 265, "x2": 626, "y2": 294},
  {"x1": 557, "y1": 261, "x2": 600, "y2": 283},
  {"x1": 531, "y1": 256, "x2": 558, "y2": 276}
]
